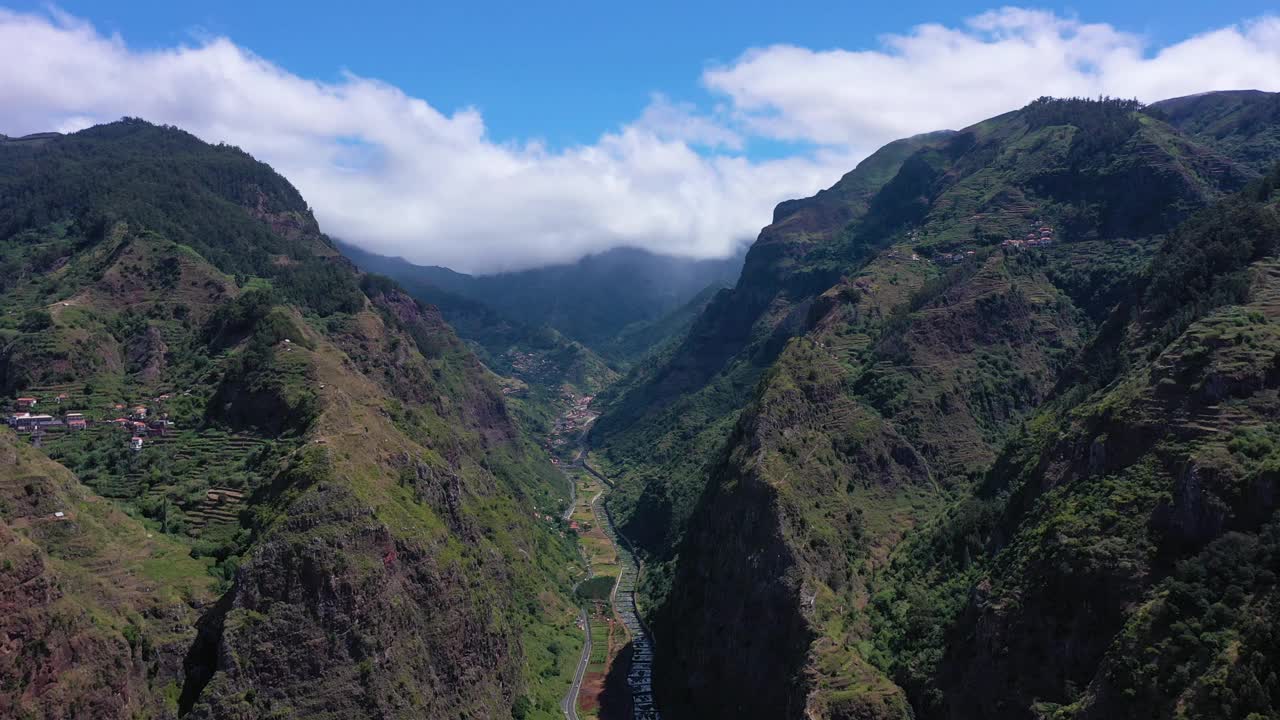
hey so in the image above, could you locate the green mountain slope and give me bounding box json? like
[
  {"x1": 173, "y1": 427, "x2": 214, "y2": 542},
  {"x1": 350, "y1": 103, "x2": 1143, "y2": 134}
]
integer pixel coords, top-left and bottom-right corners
[
  {"x1": 589, "y1": 130, "x2": 956, "y2": 585},
  {"x1": 336, "y1": 240, "x2": 744, "y2": 364},
  {"x1": 873, "y1": 165, "x2": 1280, "y2": 720},
  {"x1": 0, "y1": 431, "x2": 216, "y2": 720},
  {"x1": 1150, "y1": 90, "x2": 1280, "y2": 175},
  {"x1": 581, "y1": 93, "x2": 1280, "y2": 720},
  {"x1": 0, "y1": 119, "x2": 583, "y2": 719}
]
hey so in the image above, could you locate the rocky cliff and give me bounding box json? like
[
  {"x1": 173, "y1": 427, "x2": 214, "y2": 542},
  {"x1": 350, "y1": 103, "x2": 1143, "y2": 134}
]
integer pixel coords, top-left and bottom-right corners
[
  {"x1": 589, "y1": 94, "x2": 1280, "y2": 719},
  {"x1": 0, "y1": 119, "x2": 582, "y2": 719}
]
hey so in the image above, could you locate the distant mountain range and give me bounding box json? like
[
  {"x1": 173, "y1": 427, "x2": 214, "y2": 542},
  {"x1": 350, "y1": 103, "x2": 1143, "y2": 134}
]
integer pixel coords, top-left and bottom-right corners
[{"x1": 336, "y1": 240, "x2": 745, "y2": 362}]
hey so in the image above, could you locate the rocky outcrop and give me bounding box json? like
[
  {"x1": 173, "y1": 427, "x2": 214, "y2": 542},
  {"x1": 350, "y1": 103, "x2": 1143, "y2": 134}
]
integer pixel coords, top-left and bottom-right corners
[
  {"x1": 0, "y1": 434, "x2": 212, "y2": 720},
  {"x1": 187, "y1": 480, "x2": 520, "y2": 720},
  {"x1": 126, "y1": 324, "x2": 168, "y2": 382}
]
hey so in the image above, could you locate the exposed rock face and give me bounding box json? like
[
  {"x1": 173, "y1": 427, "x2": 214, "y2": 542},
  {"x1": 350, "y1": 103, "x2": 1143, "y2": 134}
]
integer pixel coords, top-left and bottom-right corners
[
  {"x1": 0, "y1": 434, "x2": 212, "y2": 720},
  {"x1": 187, "y1": 482, "x2": 520, "y2": 720},
  {"x1": 656, "y1": 457, "x2": 815, "y2": 719},
  {"x1": 0, "y1": 531, "x2": 140, "y2": 720},
  {"x1": 628, "y1": 95, "x2": 1280, "y2": 720},
  {"x1": 127, "y1": 324, "x2": 168, "y2": 382}
]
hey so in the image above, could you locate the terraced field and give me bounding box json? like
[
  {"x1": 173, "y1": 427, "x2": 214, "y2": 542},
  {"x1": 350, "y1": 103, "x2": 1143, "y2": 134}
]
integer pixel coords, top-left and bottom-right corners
[{"x1": 43, "y1": 423, "x2": 279, "y2": 538}]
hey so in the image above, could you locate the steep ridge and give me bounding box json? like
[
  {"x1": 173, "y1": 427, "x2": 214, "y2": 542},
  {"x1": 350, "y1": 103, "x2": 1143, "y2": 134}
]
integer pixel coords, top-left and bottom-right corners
[
  {"x1": 0, "y1": 431, "x2": 216, "y2": 719},
  {"x1": 0, "y1": 119, "x2": 583, "y2": 719},
  {"x1": 593, "y1": 95, "x2": 1276, "y2": 719},
  {"x1": 589, "y1": 131, "x2": 956, "y2": 596},
  {"x1": 874, "y1": 166, "x2": 1280, "y2": 719}
]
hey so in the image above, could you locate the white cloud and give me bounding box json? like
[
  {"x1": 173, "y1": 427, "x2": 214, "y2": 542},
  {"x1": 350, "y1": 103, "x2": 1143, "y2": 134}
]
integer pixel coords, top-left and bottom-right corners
[
  {"x1": 704, "y1": 9, "x2": 1280, "y2": 154},
  {"x1": 0, "y1": 8, "x2": 1278, "y2": 272},
  {"x1": 634, "y1": 93, "x2": 743, "y2": 150},
  {"x1": 0, "y1": 8, "x2": 840, "y2": 272}
]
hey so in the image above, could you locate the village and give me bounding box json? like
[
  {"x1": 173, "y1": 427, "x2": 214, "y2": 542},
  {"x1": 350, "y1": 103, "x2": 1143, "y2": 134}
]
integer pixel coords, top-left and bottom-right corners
[
  {"x1": 894, "y1": 221, "x2": 1059, "y2": 266},
  {"x1": 4, "y1": 385, "x2": 272, "y2": 539},
  {"x1": 1001, "y1": 223, "x2": 1057, "y2": 250},
  {"x1": 552, "y1": 389, "x2": 596, "y2": 449},
  {"x1": 6, "y1": 391, "x2": 174, "y2": 451}
]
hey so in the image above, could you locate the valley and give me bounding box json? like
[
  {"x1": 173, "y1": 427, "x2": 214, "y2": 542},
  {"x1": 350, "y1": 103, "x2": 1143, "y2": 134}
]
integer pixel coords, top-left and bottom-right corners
[
  {"x1": 5, "y1": 89, "x2": 1280, "y2": 720},
  {"x1": 548, "y1": 392, "x2": 661, "y2": 720}
]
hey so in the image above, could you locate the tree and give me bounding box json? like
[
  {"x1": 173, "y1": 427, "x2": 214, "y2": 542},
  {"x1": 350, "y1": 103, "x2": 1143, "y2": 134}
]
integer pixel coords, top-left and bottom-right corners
[{"x1": 19, "y1": 308, "x2": 53, "y2": 332}]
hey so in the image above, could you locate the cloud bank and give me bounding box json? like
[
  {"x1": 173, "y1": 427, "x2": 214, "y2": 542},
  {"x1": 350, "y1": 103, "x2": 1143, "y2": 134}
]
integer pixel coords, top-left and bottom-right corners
[{"x1": 1, "y1": 8, "x2": 1278, "y2": 272}]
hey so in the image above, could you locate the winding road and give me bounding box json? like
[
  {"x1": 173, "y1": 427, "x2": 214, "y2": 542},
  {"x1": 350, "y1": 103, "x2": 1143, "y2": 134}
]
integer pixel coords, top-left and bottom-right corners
[
  {"x1": 560, "y1": 422, "x2": 596, "y2": 720},
  {"x1": 559, "y1": 427, "x2": 662, "y2": 720},
  {"x1": 561, "y1": 604, "x2": 591, "y2": 720}
]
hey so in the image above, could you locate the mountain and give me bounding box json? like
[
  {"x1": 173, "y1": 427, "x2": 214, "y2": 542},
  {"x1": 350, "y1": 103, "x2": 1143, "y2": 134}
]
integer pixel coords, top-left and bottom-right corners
[
  {"x1": 336, "y1": 240, "x2": 619, "y2": 400},
  {"x1": 585, "y1": 92, "x2": 1280, "y2": 719},
  {"x1": 10, "y1": 91, "x2": 1280, "y2": 720},
  {"x1": 589, "y1": 129, "x2": 960, "y2": 577},
  {"x1": 1150, "y1": 90, "x2": 1280, "y2": 175},
  {"x1": 336, "y1": 240, "x2": 745, "y2": 362},
  {"x1": 0, "y1": 119, "x2": 583, "y2": 719}
]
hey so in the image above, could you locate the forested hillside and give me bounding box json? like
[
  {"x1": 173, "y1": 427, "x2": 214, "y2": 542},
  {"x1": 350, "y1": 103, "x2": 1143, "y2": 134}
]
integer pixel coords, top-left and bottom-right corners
[
  {"x1": 9, "y1": 89, "x2": 1280, "y2": 720},
  {"x1": 0, "y1": 120, "x2": 584, "y2": 720},
  {"x1": 586, "y1": 92, "x2": 1280, "y2": 719},
  {"x1": 338, "y1": 240, "x2": 743, "y2": 365}
]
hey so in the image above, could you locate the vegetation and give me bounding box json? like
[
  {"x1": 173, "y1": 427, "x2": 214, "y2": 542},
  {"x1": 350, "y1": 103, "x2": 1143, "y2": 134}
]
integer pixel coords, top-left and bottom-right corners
[
  {"x1": 0, "y1": 119, "x2": 584, "y2": 720},
  {"x1": 587, "y1": 93, "x2": 1280, "y2": 720},
  {"x1": 339, "y1": 239, "x2": 742, "y2": 365},
  {"x1": 7, "y1": 90, "x2": 1280, "y2": 720}
]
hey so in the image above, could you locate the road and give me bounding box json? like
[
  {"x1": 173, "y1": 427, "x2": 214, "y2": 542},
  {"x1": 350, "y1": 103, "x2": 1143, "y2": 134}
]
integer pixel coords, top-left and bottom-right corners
[
  {"x1": 559, "y1": 411, "x2": 662, "y2": 719},
  {"x1": 561, "y1": 605, "x2": 591, "y2": 720},
  {"x1": 560, "y1": 423, "x2": 594, "y2": 719}
]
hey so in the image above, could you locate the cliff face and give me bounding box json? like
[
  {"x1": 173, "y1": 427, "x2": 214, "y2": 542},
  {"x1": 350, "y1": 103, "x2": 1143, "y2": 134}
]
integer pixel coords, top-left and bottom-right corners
[
  {"x1": 634, "y1": 94, "x2": 1280, "y2": 720},
  {"x1": 186, "y1": 299, "x2": 552, "y2": 719},
  {"x1": 0, "y1": 432, "x2": 216, "y2": 719},
  {"x1": 591, "y1": 132, "x2": 953, "y2": 579},
  {"x1": 904, "y1": 187, "x2": 1280, "y2": 719},
  {"x1": 0, "y1": 119, "x2": 582, "y2": 719}
]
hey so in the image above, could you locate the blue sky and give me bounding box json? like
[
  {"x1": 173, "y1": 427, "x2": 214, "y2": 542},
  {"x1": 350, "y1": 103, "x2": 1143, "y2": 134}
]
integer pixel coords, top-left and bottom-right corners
[
  {"x1": 2, "y1": 3, "x2": 1279, "y2": 271},
  {"x1": 21, "y1": 1, "x2": 1280, "y2": 150}
]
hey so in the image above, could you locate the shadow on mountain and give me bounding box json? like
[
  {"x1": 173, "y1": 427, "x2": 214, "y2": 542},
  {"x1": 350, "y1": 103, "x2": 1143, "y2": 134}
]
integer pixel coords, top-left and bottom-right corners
[{"x1": 599, "y1": 640, "x2": 634, "y2": 720}]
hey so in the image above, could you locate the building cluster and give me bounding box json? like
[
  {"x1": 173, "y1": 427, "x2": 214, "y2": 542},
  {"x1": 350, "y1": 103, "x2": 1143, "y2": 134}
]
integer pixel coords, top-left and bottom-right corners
[
  {"x1": 938, "y1": 250, "x2": 978, "y2": 264},
  {"x1": 108, "y1": 408, "x2": 171, "y2": 436},
  {"x1": 553, "y1": 392, "x2": 594, "y2": 433},
  {"x1": 546, "y1": 392, "x2": 596, "y2": 451},
  {"x1": 6, "y1": 396, "x2": 86, "y2": 434},
  {"x1": 507, "y1": 350, "x2": 551, "y2": 377},
  {"x1": 109, "y1": 405, "x2": 173, "y2": 451},
  {"x1": 1003, "y1": 224, "x2": 1056, "y2": 249},
  {"x1": 6, "y1": 395, "x2": 174, "y2": 451}
]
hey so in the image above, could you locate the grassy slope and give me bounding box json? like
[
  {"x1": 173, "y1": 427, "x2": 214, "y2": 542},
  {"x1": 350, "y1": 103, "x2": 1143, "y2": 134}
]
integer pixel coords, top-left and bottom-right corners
[
  {"x1": 0, "y1": 120, "x2": 584, "y2": 720},
  {"x1": 0, "y1": 431, "x2": 217, "y2": 720},
  {"x1": 637, "y1": 97, "x2": 1272, "y2": 720}
]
